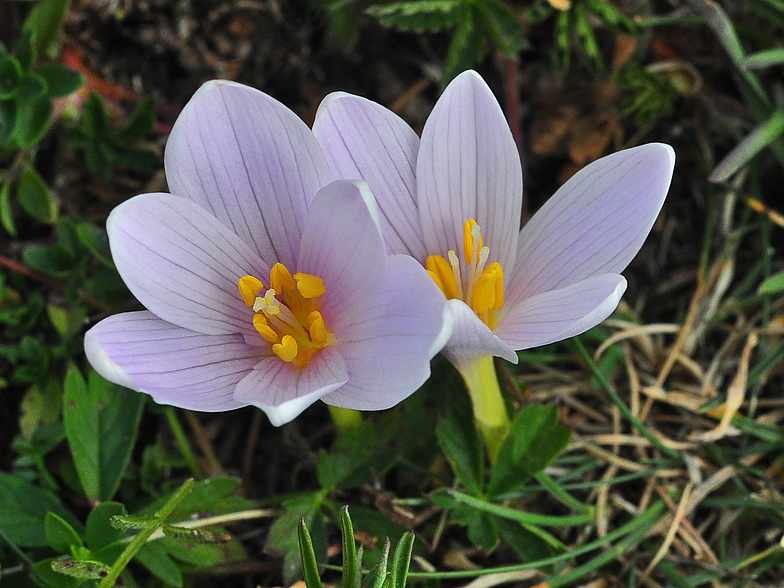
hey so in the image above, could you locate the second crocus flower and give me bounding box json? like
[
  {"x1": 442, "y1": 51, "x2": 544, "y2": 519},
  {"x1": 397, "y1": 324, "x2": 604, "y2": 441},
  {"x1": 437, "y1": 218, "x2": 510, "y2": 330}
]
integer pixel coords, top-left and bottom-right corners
[{"x1": 314, "y1": 70, "x2": 675, "y2": 456}]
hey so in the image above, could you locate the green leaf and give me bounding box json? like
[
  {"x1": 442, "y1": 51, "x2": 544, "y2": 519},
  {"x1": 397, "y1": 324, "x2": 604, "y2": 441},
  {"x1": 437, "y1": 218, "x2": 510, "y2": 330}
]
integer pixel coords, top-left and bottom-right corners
[
  {"x1": 47, "y1": 304, "x2": 88, "y2": 338},
  {"x1": 17, "y1": 73, "x2": 48, "y2": 100},
  {"x1": 0, "y1": 98, "x2": 17, "y2": 143},
  {"x1": 389, "y1": 531, "x2": 415, "y2": 588},
  {"x1": 340, "y1": 506, "x2": 357, "y2": 588},
  {"x1": 366, "y1": 0, "x2": 463, "y2": 32},
  {"x1": 0, "y1": 55, "x2": 22, "y2": 99},
  {"x1": 18, "y1": 166, "x2": 57, "y2": 223},
  {"x1": 495, "y1": 516, "x2": 559, "y2": 564},
  {"x1": 137, "y1": 541, "x2": 183, "y2": 587},
  {"x1": 442, "y1": 5, "x2": 484, "y2": 85},
  {"x1": 0, "y1": 470, "x2": 82, "y2": 547},
  {"x1": 14, "y1": 94, "x2": 52, "y2": 148},
  {"x1": 18, "y1": 380, "x2": 62, "y2": 440},
  {"x1": 45, "y1": 512, "x2": 85, "y2": 553},
  {"x1": 436, "y1": 397, "x2": 483, "y2": 494},
  {"x1": 114, "y1": 97, "x2": 156, "y2": 142},
  {"x1": 63, "y1": 367, "x2": 146, "y2": 501},
  {"x1": 38, "y1": 62, "x2": 85, "y2": 98},
  {"x1": 76, "y1": 222, "x2": 114, "y2": 267},
  {"x1": 267, "y1": 494, "x2": 326, "y2": 585},
  {"x1": 584, "y1": 0, "x2": 640, "y2": 34},
  {"x1": 475, "y1": 0, "x2": 525, "y2": 59},
  {"x1": 299, "y1": 517, "x2": 324, "y2": 588},
  {"x1": 0, "y1": 179, "x2": 16, "y2": 237},
  {"x1": 22, "y1": 0, "x2": 69, "y2": 57},
  {"x1": 710, "y1": 105, "x2": 784, "y2": 183},
  {"x1": 33, "y1": 557, "x2": 83, "y2": 588},
  {"x1": 51, "y1": 558, "x2": 111, "y2": 580},
  {"x1": 317, "y1": 422, "x2": 395, "y2": 490},
  {"x1": 487, "y1": 404, "x2": 570, "y2": 498},
  {"x1": 760, "y1": 269, "x2": 784, "y2": 294},
  {"x1": 86, "y1": 502, "x2": 127, "y2": 551}
]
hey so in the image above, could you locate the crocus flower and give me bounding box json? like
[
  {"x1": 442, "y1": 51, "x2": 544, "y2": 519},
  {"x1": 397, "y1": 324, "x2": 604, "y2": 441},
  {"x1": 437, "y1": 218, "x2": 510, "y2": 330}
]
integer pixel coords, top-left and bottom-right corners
[
  {"x1": 313, "y1": 70, "x2": 675, "y2": 455},
  {"x1": 84, "y1": 80, "x2": 451, "y2": 426}
]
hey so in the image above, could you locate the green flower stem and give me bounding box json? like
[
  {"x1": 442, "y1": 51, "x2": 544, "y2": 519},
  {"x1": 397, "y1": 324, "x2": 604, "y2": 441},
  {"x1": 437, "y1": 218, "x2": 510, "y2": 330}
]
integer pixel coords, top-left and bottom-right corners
[
  {"x1": 458, "y1": 355, "x2": 510, "y2": 464},
  {"x1": 328, "y1": 406, "x2": 363, "y2": 433},
  {"x1": 100, "y1": 478, "x2": 195, "y2": 588},
  {"x1": 164, "y1": 407, "x2": 202, "y2": 478}
]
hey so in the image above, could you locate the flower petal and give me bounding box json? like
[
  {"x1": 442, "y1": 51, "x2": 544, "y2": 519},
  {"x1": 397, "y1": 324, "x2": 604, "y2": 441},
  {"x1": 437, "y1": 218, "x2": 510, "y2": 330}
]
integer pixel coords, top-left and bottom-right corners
[
  {"x1": 417, "y1": 70, "x2": 522, "y2": 271},
  {"x1": 84, "y1": 311, "x2": 257, "y2": 411},
  {"x1": 313, "y1": 92, "x2": 427, "y2": 261},
  {"x1": 297, "y1": 180, "x2": 387, "y2": 329},
  {"x1": 507, "y1": 143, "x2": 674, "y2": 305},
  {"x1": 233, "y1": 346, "x2": 348, "y2": 425},
  {"x1": 495, "y1": 274, "x2": 627, "y2": 350},
  {"x1": 165, "y1": 80, "x2": 333, "y2": 267},
  {"x1": 441, "y1": 299, "x2": 518, "y2": 368},
  {"x1": 108, "y1": 193, "x2": 267, "y2": 336},
  {"x1": 323, "y1": 254, "x2": 452, "y2": 410}
]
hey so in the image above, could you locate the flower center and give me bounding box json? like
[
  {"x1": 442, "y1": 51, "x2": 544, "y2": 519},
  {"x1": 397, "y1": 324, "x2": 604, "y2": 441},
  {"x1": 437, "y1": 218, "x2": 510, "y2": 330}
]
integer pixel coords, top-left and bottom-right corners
[
  {"x1": 426, "y1": 219, "x2": 504, "y2": 329},
  {"x1": 238, "y1": 263, "x2": 334, "y2": 369}
]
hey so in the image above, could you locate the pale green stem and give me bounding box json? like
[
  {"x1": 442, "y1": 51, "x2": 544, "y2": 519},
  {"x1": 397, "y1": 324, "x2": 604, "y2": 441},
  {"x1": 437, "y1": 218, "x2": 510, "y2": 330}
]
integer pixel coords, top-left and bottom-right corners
[
  {"x1": 457, "y1": 355, "x2": 510, "y2": 463},
  {"x1": 328, "y1": 405, "x2": 363, "y2": 433}
]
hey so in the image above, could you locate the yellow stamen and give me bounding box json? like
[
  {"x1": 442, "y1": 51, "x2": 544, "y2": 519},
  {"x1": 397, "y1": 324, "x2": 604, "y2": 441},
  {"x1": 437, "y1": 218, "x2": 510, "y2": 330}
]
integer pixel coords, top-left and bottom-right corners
[
  {"x1": 272, "y1": 334, "x2": 298, "y2": 362},
  {"x1": 472, "y1": 272, "x2": 496, "y2": 314},
  {"x1": 463, "y1": 219, "x2": 483, "y2": 264},
  {"x1": 270, "y1": 263, "x2": 296, "y2": 293},
  {"x1": 308, "y1": 315, "x2": 328, "y2": 347},
  {"x1": 294, "y1": 273, "x2": 325, "y2": 298},
  {"x1": 238, "y1": 275, "x2": 264, "y2": 307},
  {"x1": 486, "y1": 262, "x2": 504, "y2": 310},
  {"x1": 426, "y1": 255, "x2": 459, "y2": 300},
  {"x1": 253, "y1": 314, "x2": 278, "y2": 343}
]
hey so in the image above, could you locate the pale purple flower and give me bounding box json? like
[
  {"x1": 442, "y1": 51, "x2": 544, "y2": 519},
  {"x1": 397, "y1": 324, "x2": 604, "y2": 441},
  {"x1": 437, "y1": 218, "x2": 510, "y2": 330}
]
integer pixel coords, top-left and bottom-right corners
[
  {"x1": 84, "y1": 81, "x2": 451, "y2": 426},
  {"x1": 313, "y1": 70, "x2": 675, "y2": 370}
]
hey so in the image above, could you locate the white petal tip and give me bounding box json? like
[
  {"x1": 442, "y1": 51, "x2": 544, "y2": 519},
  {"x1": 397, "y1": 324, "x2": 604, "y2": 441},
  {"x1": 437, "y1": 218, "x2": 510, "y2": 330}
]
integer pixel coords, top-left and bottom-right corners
[{"x1": 84, "y1": 332, "x2": 139, "y2": 392}]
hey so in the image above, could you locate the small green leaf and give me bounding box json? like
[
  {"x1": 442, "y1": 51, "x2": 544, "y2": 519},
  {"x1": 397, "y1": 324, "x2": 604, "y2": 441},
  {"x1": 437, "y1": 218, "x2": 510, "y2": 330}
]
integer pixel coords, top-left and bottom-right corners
[
  {"x1": 0, "y1": 179, "x2": 16, "y2": 236},
  {"x1": 63, "y1": 367, "x2": 146, "y2": 501},
  {"x1": 14, "y1": 94, "x2": 53, "y2": 148},
  {"x1": 22, "y1": 0, "x2": 69, "y2": 57},
  {"x1": 0, "y1": 98, "x2": 18, "y2": 143},
  {"x1": 86, "y1": 502, "x2": 127, "y2": 551},
  {"x1": 17, "y1": 73, "x2": 48, "y2": 100},
  {"x1": 161, "y1": 524, "x2": 231, "y2": 544},
  {"x1": 51, "y1": 558, "x2": 111, "y2": 580},
  {"x1": 45, "y1": 512, "x2": 85, "y2": 553},
  {"x1": 33, "y1": 557, "x2": 82, "y2": 588},
  {"x1": 389, "y1": 531, "x2": 415, "y2": 588},
  {"x1": 114, "y1": 97, "x2": 156, "y2": 142},
  {"x1": 38, "y1": 62, "x2": 84, "y2": 98},
  {"x1": 436, "y1": 397, "x2": 483, "y2": 494},
  {"x1": 0, "y1": 55, "x2": 22, "y2": 98},
  {"x1": 487, "y1": 404, "x2": 570, "y2": 498},
  {"x1": 340, "y1": 506, "x2": 357, "y2": 588},
  {"x1": 18, "y1": 166, "x2": 57, "y2": 223},
  {"x1": 761, "y1": 270, "x2": 784, "y2": 294},
  {"x1": 0, "y1": 470, "x2": 82, "y2": 547},
  {"x1": 267, "y1": 494, "x2": 326, "y2": 585},
  {"x1": 442, "y1": 5, "x2": 484, "y2": 85},
  {"x1": 299, "y1": 518, "x2": 324, "y2": 588},
  {"x1": 366, "y1": 0, "x2": 462, "y2": 32},
  {"x1": 76, "y1": 222, "x2": 114, "y2": 267},
  {"x1": 710, "y1": 105, "x2": 784, "y2": 183},
  {"x1": 47, "y1": 304, "x2": 88, "y2": 338},
  {"x1": 137, "y1": 541, "x2": 183, "y2": 587}
]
